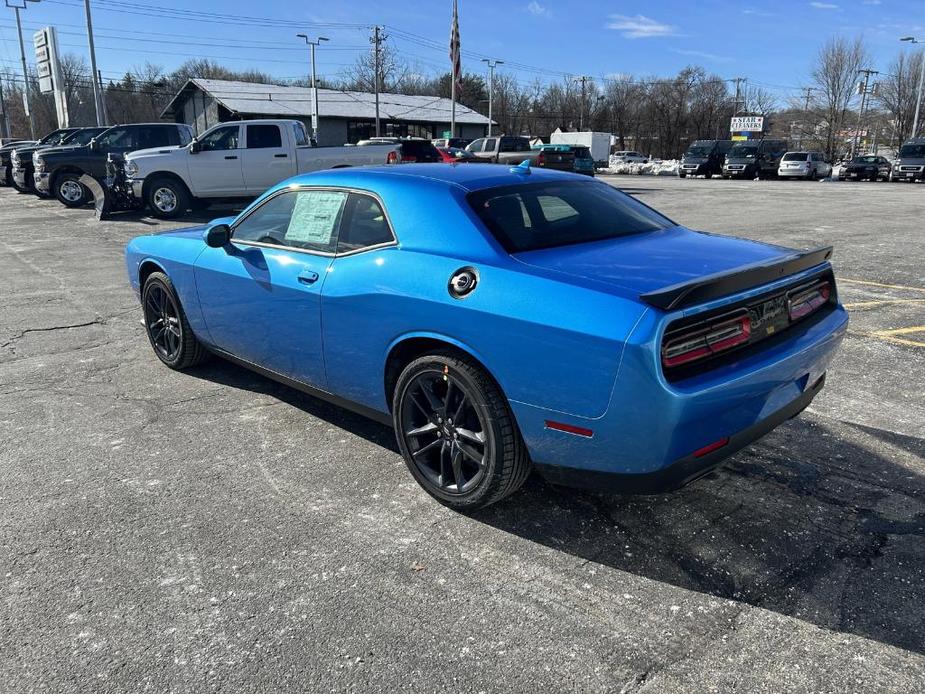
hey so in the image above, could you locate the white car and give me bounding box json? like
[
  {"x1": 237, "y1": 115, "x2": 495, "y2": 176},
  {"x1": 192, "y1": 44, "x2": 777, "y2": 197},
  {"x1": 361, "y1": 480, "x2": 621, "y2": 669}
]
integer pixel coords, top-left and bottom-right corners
[
  {"x1": 611, "y1": 150, "x2": 648, "y2": 163},
  {"x1": 122, "y1": 119, "x2": 400, "y2": 218},
  {"x1": 778, "y1": 151, "x2": 832, "y2": 180}
]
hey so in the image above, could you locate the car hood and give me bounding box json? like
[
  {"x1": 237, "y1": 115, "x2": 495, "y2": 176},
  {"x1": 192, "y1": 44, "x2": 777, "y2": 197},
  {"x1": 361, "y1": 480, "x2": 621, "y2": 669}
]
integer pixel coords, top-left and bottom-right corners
[
  {"x1": 153, "y1": 224, "x2": 209, "y2": 239},
  {"x1": 38, "y1": 144, "x2": 91, "y2": 159},
  {"x1": 511, "y1": 225, "x2": 792, "y2": 299},
  {"x1": 126, "y1": 145, "x2": 183, "y2": 160},
  {"x1": 845, "y1": 162, "x2": 877, "y2": 169}
]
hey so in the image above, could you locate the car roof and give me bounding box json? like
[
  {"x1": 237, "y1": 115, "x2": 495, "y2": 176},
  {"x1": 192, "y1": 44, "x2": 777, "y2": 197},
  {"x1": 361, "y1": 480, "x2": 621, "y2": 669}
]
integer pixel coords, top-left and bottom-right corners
[{"x1": 279, "y1": 163, "x2": 581, "y2": 193}]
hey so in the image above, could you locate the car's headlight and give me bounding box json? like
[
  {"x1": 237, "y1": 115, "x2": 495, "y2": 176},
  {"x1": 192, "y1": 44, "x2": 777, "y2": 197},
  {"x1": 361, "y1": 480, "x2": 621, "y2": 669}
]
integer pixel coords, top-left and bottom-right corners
[
  {"x1": 11, "y1": 151, "x2": 19, "y2": 164},
  {"x1": 33, "y1": 154, "x2": 45, "y2": 171},
  {"x1": 124, "y1": 159, "x2": 138, "y2": 177}
]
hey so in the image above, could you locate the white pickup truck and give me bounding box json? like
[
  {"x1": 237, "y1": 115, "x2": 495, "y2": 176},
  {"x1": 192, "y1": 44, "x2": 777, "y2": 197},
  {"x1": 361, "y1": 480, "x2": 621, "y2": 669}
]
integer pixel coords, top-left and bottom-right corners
[{"x1": 122, "y1": 119, "x2": 400, "y2": 218}]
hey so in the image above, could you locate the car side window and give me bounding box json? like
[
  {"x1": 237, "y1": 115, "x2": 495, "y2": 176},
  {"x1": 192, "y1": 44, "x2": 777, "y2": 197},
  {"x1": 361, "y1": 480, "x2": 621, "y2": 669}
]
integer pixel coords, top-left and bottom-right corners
[
  {"x1": 233, "y1": 189, "x2": 347, "y2": 253},
  {"x1": 484, "y1": 138, "x2": 497, "y2": 152},
  {"x1": 136, "y1": 126, "x2": 169, "y2": 149},
  {"x1": 337, "y1": 194, "x2": 394, "y2": 253},
  {"x1": 199, "y1": 126, "x2": 240, "y2": 151},
  {"x1": 247, "y1": 124, "x2": 283, "y2": 149},
  {"x1": 292, "y1": 122, "x2": 308, "y2": 147},
  {"x1": 468, "y1": 139, "x2": 484, "y2": 153}
]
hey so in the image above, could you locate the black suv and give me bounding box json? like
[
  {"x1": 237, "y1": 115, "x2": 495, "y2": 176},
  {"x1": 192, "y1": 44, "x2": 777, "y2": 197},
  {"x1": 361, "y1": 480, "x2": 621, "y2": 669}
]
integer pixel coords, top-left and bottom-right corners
[
  {"x1": 11, "y1": 127, "x2": 107, "y2": 195},
  {"x1": 36, "y1": 122, "x2": 194, "y2": 207}
]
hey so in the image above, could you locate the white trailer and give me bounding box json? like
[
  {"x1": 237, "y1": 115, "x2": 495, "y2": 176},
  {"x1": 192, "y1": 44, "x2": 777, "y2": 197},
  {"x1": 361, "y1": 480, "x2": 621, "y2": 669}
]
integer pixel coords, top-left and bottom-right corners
[{"x1": 549, "y1": 131, "x2": 612, "y2": 165}]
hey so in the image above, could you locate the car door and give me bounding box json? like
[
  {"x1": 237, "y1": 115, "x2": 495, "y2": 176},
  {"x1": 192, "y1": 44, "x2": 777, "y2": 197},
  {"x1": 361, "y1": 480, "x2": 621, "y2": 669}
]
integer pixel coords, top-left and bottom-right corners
[
  {"x1": 193, "y1": 187, "x2": 347, "y2": 387},
  {"x1": 243, "y1": 123, "x2": 294, "y2": 194},
  {"x1": 187, "y1": 124, "x2": 245, "y2": 195}
]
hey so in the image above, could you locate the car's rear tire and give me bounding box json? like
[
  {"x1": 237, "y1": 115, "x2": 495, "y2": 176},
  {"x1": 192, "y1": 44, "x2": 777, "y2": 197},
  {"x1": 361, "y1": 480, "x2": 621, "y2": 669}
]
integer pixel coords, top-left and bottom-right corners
[
  {"x1": 142, "y1": 271, "x2": 210, "y2": 370},
  {"x1": 146, "y1": 177, "x2": 190, "y2": 219},
  {"x1": 54, "y1": 172, "x2": 90, "y2": 207},
  {"x1": 392, "y1": 351, "x2": 530, "y2": 511}
]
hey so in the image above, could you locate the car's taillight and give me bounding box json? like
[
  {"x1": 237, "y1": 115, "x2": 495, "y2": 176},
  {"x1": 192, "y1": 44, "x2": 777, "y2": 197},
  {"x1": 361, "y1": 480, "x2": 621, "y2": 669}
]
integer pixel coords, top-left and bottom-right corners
[
  {"x1": 536, "y1": 151, "x2": 546, "y2": 166},
  {"x1": 386, "y1": 150, "x2": 399, "y2": 164},
  {"x1": 788, "y1": 281, "x2": 830, "y2": 321},
  {"x1": 662, "y1": 311, "x2": 751, "y2": 368}
]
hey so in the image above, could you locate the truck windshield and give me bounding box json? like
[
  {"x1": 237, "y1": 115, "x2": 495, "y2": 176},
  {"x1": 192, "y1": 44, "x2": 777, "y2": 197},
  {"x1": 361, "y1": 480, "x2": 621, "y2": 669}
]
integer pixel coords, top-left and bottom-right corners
[
  {"x1": 61, "y1": 129, "x2": 104, "y2": 146},
  {"x1": 899, "y1": 144, "x2": 925, "y2": 158},
  {"x1": 468, "y1": 180, "x2": 673, "y2": 253},
  {"x1": 729, "y1": 146, "x2": 758, "y2": 159},
  {"x1": 685, "y1": 146, "x2": 712, "y2": 157}
]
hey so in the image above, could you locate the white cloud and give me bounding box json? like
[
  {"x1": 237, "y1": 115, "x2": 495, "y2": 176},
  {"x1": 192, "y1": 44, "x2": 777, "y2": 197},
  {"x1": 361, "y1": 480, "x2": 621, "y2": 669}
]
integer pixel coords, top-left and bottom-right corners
[
  {"x1": 742, "y1": 8, "x2": 774, "y2": 17},
  {"x1": 526, "y1": 1, "x2": 548, "y2": 16},
  {"x1": 862, "y1": 0, "x2": 881, "y2": 4},
  {"x1": 606, "y1": 14, "x2": 678, "y2": 39},
  {"x1": 810, "y1": 2, "x2": 839, "y2": 9},
  {"x1": 671, "y1": 48, "x2": 731, "y2": 63}
]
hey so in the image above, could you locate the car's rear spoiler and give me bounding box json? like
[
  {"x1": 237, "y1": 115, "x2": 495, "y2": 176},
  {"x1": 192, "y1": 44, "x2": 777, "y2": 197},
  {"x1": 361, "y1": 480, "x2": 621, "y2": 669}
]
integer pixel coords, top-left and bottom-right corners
[{"x1": 640, "y1": 246, "x2": 834, "y2": 311}]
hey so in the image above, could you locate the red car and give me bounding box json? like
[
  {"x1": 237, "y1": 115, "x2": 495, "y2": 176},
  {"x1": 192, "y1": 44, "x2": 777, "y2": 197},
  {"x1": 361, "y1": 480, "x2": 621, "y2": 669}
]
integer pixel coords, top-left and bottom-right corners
[{"x1": 436, "y1": 147, "x2": 483, "y2": 163}]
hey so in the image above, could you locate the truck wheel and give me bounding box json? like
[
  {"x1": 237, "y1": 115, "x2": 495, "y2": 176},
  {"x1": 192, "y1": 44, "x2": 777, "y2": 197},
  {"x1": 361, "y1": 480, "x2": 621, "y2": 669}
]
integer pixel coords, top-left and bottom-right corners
[
  {"x1": 704, "y1": 172, "x2": 712, "y2": 179},
  {"x1": 54, "y1": 173, "x2": 89, "y2": 207},
  {"x1": 146, "y1": 177, "x2": 190, "y2": 219},
  {"x1": 678, "y1": 173, "x2": 686, "y2": 178},
  {"x1": 392, "y1": 351, "x2": 531, "y2": 511}
]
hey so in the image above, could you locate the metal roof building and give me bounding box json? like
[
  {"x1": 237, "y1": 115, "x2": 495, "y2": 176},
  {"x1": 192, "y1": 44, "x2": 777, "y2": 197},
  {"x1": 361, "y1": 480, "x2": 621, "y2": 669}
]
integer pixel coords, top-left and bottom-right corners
[{"x1": 161, "y1": 78, "x2": 491, "y2": 146}]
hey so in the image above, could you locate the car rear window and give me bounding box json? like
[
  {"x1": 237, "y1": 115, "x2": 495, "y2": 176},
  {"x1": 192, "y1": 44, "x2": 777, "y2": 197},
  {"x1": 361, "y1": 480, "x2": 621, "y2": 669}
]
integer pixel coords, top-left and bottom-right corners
[
  {"x1": 783, "y1": 152, "x2": 809, "y2": 161},
  {"x1": 399, "y1": 140, "x2": 441, "y2": 162},
  {"x1": 468, "y1": 180, "x2": 673, "y2": 253}
]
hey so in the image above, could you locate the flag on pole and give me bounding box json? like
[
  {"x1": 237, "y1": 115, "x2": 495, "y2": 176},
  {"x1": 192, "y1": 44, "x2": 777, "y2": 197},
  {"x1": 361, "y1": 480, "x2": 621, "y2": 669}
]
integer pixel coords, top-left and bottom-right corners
[{"x1": 449, "y1": 0, "x2": 462, "y2": 96}]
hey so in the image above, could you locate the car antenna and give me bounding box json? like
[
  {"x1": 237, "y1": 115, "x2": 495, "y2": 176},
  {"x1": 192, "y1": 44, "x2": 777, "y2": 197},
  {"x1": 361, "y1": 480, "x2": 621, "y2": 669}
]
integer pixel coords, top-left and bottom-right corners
[{"x1": 510, "y1": 159, "x2": 531, "y2": 175}]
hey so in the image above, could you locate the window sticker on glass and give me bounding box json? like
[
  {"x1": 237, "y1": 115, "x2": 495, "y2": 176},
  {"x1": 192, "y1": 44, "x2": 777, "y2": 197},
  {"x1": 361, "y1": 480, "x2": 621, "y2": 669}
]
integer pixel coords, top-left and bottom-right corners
[{"x1": 286, "y1": 191, "x2": 347, "y2": 247}]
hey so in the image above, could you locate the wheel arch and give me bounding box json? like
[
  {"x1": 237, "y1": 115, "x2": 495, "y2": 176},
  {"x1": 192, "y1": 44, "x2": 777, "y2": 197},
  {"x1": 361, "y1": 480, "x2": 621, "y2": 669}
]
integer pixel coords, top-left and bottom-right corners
[
  {"x1": 48, "y1": 165, "x2": 85, "y2": 190},
  {"x1": 383, "y1": 333, "x2": 505, "y2": 413},
  {"x1": 138, "y1": 258, "x2": 168, "y2": 289}
]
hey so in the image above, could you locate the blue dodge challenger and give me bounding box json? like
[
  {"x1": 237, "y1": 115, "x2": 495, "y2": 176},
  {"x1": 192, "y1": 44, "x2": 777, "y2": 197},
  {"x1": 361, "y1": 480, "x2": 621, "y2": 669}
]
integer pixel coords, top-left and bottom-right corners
[{"x1": 125, "y1": 163, "x2": 848, "y2": 510}]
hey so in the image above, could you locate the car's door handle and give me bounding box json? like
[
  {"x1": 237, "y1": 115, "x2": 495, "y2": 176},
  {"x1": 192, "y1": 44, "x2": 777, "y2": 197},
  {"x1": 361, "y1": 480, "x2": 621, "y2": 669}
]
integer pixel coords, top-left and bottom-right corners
[
  {"x1": 274, "y1": 153, "x2": 288, "y2": 158},
  {"x1": 225, "y1": 155, "x2": 238, "y2": 160},
  {"x1": 297, "y1": 270, "x2": 319, "y2": 285}
]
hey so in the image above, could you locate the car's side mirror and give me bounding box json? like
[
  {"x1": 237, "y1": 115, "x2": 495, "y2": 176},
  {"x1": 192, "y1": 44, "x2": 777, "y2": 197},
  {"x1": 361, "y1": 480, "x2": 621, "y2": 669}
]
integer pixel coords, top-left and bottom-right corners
[
  {"x1": 190, "y1": 139, "x2": 201, "y2": 154},
  {"x1": 204, "y1": 223, "x2": 231, "y2": 248}
]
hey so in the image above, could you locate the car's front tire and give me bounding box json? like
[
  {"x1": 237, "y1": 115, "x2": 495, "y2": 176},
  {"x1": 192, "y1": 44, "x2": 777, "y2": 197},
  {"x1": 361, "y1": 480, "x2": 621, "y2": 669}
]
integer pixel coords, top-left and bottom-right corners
[
  {"x1": 392, "y1": 351, "x2": 530, "y2": 510},
  {"x1": 142, "y1": 271, "x2": 210, "y2": 370},
  {"x1": 54, "y1": 172, "x2": 90, "y2": 207},
  {"x1": 146, "y1": 177, "x2": 190, "y2": 219}
]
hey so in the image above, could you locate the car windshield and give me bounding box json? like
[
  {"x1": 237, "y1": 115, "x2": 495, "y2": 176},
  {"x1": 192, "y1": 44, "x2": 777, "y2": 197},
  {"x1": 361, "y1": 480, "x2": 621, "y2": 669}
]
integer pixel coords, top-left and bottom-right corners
[
  {"x1": 573, "y1": 147, "x2": 591, "y2": 159},
  {"x1": 899, "y1": 144, "x2": 925, "y2": 158},
  {"x1": 61, "y1": 129, "x2": 104, "y2": 146},
  {"x1": 685, "y1": 146, "x2": 712, "y2": 157},
  {"x1": 853, "y1": 156, "x2": 878, "y2": 164},
  {"x1": 783, "y1": 152, "x2": 809, "y2": 161},
  {"x1": 730, "y1": 146, "x2": 757, "y2": 159},
  {"x1": 38, "y1": 130, "x2": 66, "y2": 145},
  {"x1": 468, "y1": 180, "x2": 673, "y2": 253}
]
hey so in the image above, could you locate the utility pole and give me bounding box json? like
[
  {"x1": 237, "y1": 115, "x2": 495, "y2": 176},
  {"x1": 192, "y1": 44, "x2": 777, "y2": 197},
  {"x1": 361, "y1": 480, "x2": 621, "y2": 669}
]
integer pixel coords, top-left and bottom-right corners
[
  {"x1": 297, "y1": 34, "x2": 329, "y2": 143},
  {"x1": 797, "y1": 86, "x2": 814, "y2": 148},
  {"x1": 572, "y1": 75, "x2": 592, "y2": 131},
  {"x1": 371, "y1": 25, "x2": 383, "y2": 137},
  {"x1": 852, "y1": 68, "x2": 878, "y2": 158},
  {"x1": 6, "y1": 0, "x2": 36, "y2": 138},
  {"x1": 731, "y1": 77, "x2": 746, "y2": 115},
  {"x1": 83, "y1": 0, "x2": 105, "y2": 126},
  {"x1": 481, "y1": 58, "x2": 502, "y2": 137},
  {"x1": 900, "y1": 37, "x2": 924, "y2": 139}
]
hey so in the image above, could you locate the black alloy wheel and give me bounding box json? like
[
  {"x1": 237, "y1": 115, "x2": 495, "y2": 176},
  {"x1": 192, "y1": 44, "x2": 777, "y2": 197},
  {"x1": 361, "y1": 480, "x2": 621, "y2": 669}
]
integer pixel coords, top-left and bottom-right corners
[
  {"x1": 393, "y1": 353, "x2": 530, "y2": 510},
  {"x1": 142, "y1": 272, "x2": 209, "y2": 369}
]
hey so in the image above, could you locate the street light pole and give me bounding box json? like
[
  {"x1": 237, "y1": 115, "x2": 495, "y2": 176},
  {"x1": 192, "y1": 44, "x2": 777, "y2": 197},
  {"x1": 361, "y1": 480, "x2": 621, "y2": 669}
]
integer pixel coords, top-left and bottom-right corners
[
  {"x1": 901, "y1": 37, "x2": 925, "y2": 139},
  {"x1": 6, "y1": 0, "x2": 37, "y2": 138},
  {"x1": 572, "y1": 75, "x2": 592, "y2": 131},
  {"x1": 481, "y1": 58, "x2": 502, "y2": 137},
  {"x1": 297, "y1": 34, "x2": 328, "y2": 144}
]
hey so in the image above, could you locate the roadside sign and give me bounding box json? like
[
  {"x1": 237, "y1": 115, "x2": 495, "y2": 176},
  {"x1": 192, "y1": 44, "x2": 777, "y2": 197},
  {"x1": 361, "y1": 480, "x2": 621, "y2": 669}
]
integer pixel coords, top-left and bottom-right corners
[
  {"x1": 730, "y1": 116, "x2": 764, "y2": 133},
  {"x1": 442, "y1": 130, "x2": 452, "y2": 138},
  {"x1": 32, "y1": 26, "x2": 69, "y2": 127}
]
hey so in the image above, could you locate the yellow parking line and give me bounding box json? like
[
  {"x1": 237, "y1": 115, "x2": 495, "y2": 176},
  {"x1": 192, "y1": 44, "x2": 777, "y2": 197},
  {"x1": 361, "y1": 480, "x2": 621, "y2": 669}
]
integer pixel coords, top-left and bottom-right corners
[
  {"x1": 840, "y1": 278, "x2": 925, "y2": 293},
  {"x1": 866, "y1": 326, "x2": 925, "y2": 348},
  {"x1": 844, "y1": 299, "x2": 925, "y2": 309}
]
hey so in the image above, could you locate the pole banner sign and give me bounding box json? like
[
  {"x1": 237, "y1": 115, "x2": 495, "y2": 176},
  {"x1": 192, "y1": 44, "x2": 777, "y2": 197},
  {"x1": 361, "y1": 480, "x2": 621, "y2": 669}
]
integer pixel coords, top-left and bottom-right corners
[{"x1": 730, "y1": 116, "x2": 764, "y2": 133}]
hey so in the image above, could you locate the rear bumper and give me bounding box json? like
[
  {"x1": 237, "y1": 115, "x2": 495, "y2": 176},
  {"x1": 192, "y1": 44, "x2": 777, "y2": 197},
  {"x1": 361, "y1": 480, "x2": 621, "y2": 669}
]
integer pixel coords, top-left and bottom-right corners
[{"x1": 535, "y1": 372, "x2": 825, "y2": 493}]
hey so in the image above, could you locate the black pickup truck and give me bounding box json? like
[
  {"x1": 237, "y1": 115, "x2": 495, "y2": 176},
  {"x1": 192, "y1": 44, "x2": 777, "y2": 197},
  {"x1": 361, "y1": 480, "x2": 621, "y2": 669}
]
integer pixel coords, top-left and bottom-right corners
[
  {"x1": 35, "y1": 122, "x2": 194, "y2": 207},
  {"x1": 11, "y1": 127, "x2": 107, "y2": 194}
]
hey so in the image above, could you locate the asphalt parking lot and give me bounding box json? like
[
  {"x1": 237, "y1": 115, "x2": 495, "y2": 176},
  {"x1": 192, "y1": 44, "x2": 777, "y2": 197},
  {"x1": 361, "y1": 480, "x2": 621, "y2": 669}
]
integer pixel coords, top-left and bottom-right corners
[{"x1": 1, "y1": 176, "x2": 923, "y2": 693}]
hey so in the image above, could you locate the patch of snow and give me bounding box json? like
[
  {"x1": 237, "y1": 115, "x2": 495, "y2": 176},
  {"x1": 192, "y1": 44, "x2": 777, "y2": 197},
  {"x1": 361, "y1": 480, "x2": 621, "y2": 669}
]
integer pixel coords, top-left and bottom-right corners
[{"x1": 602, "y1": 157, "x2": 680, "y2": 176}]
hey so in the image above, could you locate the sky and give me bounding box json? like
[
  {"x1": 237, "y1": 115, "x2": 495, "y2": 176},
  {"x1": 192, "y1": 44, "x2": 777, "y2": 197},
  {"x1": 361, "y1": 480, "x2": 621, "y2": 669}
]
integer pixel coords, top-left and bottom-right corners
[{"x1": 0, "y1": 0, "x2": 922, "y2": 103}]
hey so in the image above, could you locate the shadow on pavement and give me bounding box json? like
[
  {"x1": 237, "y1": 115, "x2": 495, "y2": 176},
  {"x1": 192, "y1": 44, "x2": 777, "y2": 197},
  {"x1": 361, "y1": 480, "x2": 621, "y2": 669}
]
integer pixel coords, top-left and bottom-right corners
[{"x1": 183, "y1": 356, "x2": 925, "y2": 655}]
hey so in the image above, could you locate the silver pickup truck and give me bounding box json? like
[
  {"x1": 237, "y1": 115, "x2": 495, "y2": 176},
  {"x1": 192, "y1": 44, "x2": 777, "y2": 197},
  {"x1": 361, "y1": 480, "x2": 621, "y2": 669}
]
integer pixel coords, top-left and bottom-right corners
[
  {"x1": 466, "y1": 135, "x2": 574, "y2": 171},
  {"x1": 123, "y1": 119, "x2": 400, "y2": 218}
]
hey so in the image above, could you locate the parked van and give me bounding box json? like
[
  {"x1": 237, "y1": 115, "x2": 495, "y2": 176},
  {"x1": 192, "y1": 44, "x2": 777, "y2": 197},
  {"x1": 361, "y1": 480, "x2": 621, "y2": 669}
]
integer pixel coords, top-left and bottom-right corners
[
  {"x1": 777, "y1": 151, "x2": 832, "y2": 180},
  {"x1": 678, "y1": 139, "x2": 733, "y2": 178},
  {"x1": 891, "y1": 137, "x2": 925, "y2": 182},
  {"x1": 722, "y1": 139, "x2": 788, "y2": 179}
]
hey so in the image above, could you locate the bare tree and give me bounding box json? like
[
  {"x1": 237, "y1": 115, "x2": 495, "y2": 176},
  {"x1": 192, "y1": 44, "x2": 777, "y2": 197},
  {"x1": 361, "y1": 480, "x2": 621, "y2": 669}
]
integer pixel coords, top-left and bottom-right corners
[
  {"x1": 812, "y1": 36, "x2": 870, "y2": 159},
  {"x1": 877, "y1": 50, "x2": 923, "y2": 144}
]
